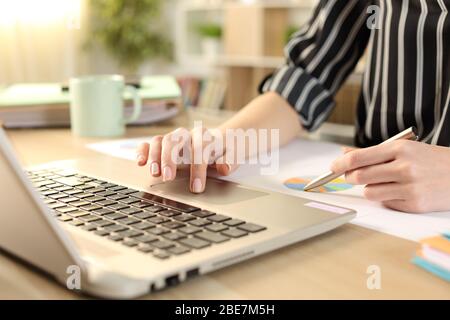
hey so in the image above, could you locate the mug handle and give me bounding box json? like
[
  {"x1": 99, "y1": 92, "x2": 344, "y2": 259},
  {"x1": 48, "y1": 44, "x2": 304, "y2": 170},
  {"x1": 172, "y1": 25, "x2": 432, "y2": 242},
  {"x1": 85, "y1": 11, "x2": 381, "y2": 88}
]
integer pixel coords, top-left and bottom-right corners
[{"x1": 123, "y1": 85, "x2": 142, "y2": 124}]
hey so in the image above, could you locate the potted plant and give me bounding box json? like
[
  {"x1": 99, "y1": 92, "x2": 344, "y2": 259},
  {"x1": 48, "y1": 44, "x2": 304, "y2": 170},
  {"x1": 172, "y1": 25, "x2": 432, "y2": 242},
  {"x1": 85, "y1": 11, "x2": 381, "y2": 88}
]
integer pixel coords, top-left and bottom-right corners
[
  {"x1": 196, "y1": 23, "x2": 223, "y2": 59},
  {"x1": 86, "y1": 0, "x2": 172, "y2": 76}
]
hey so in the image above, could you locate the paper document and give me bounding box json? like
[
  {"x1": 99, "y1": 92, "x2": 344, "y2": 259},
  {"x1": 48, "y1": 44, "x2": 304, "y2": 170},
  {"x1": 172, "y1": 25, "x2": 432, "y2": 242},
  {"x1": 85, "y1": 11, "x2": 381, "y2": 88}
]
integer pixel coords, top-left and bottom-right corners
[{"x1": 87, "y1": 137, "x2": 450, "y2": 242}]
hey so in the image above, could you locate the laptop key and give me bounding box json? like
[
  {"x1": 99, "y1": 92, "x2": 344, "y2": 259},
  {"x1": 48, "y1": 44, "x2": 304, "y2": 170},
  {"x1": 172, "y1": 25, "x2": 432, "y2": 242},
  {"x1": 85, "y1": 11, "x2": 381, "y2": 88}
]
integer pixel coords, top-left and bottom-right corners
[
  {"x1": 191, "y1": 210, "x2": 215, "y2": 218},
  {"x1": 189, "y1": 219, "x2": 211, "y2": 227},
  {"x1": 153, "y1": 251, "x2": 171, "y2": 259},
  {"x1": 173, "y1": 214, "x2": 196, "y2": 222},
  {"x1": 237, "y1": 223, "x2": 266, "y2": 233},
  {"x1": 78, "y1": 184, "x2": 95, "y2": 191},
  {"x1": 82, "y1": 224, "x2": 97, "y2": 231},
  {"x1": 179, "y1": 237, "x2": 210, "y2": 249},
  {"x1": 122, "y1": 239, "x2": 139, "y2": 247},
  {"x1": 132, "y1": 192, "x2": 199, "y2": 213},
  {"x1": 118, "y1": 230, "x2": 143, "y2": 238},
  {"x1": 137, "y1": 244, "x2": 154, "y2": 253},
  {"x1": 68, "y1": 210, "x2": 89, "y2": 218},
  {"x1": 147, "y1": 216, "x2": 170, "y2": 224},
  {"x1": 120, "y1": 188, "x2": 139, "y2": 195},
  {"x1": 102, "y1": 183, "x2": 118, "y2": 188},
  {"x1": 135, "y1": 234, "x2": 158, "y2": 243},
  {"x1": 151, "y1": 240, "x2": 174, "y2": 250},
  {"x1": 117, "y1": 217, "x2": 140, "y2": 225},
  {"x1": 41, "y1": 190, "x2": 58, "y2": 196},
  {"x1": 48, "y1": 193, "x2": 68, "y2": 200},
  {"x1": 222, "y1": 228, "x2": 248, "y2": 238},
  {"x1": 59, "y1": 197, "x2": 80, "y2": 203},
  {"x1": 84, "y1": 196, "x2": 105, "y2": 203},
  {"x1": 104, "y1": 224, "x2": 128, "y2": 233},
  {"x1": 89, "y1": 188, "x2": 106, "y2": 194},
  {"x1": 58, "y1": 214, "x2": 73, "y2": 222},
  {"x1": 108, "y1": 185, "x2": 127, "y2": 192},
  {"x1": 132, "y1": 201, "x2": 153, "y2": 209},
  {"x1": 80, "y1": 204, "x2": 101, "y2": 211},
  {"x1": 93, "y1": 208, "x2": 114, "y2": 215},
  {"x1": 69, "y1": 219, "x2": 84, "y2": 227},
  {"x1": 224, "y1": 219, "x2": 245, "y2": 227},
  {"x1": 168, "y1": 246, "x2": 190, "y2": 255},
  {"x1": 162, "y1": 221, "x2": 185, "y2": 229},
  {"x1": 163, "y1": 232, "x2": 187, "y2": 241},
  {"x1": 48, "y1": 202, "x2": 66, "y2": 209},
  {"x1": 104, "y1": 212, "x2": 127, "y2": 220},
  {"x1": 96, "y1": 191, "x2": 116, "y2": 197},
  {"x1": 46, "y1": 183, "x2": 64, "y2": 189},
  {"x1": 64, "y1": 189, "x2": 84, "y2": 195},
  {"x1": 179, "y1": 226, "x2": 202, "y2": 235},
  {"x1": 107, "y1": 203, "x2": 129, "y2": 211},
  {"x1": 56, "y1": 206, "x2": 78, "y2": 214},
  {"x1": 96, "y1": 199, "x2": 117, "y2": 207},
  {"x1": 147, "y1": 227, "x2": 169, "y2": 236},
  {"x1": 207, "y1": 214, "x2": 231, "y2": 223},
  {"x1": 71, "y1": 201, "x2": 90, "y2": 207},
  {"x1": 107, "y1": 234, "x2": 123, "y2": 242},
  {"x1": 79, "y1": 214, "x2": 101, "y2": 222},
  {"x1": 93, "y1": 219, "x2": 114, "y2": 227},
  {"x1": 205, "y1": 224, "x2": 228, "y2": 232},
  {"x1": 75, "y1": 193, "x2": 95, "y2": 199},
  {"x1": 132, "y1": 222, "x2": 154, "y2": 230},
  {"x1": 120, "y1": 197, "x2": 141, "y2": 205},
  {"x1": 108, "y1": 194, "x2": 128, "y2": 201},
  {"x1": 94, "y1": 229, "x2": 110, "y2": 237},
  {"x1": 134, "y1": 211, "x2": 156, "y2": 220},
  {"x1": 54, "y1": 186, "x2": 72, "y2": 192},
  {"x1": 145, "y1": 206, "x2": 165, "y2": 213},
  {"x1": 195, "y1": 231, "x2": 229, "y2": 243},
  {"x1": 119, "y1": 207, "x2": 142, "y2": 215},
  {"x1": 159, "y1": 210, "x2": 181, "y2": 217}
]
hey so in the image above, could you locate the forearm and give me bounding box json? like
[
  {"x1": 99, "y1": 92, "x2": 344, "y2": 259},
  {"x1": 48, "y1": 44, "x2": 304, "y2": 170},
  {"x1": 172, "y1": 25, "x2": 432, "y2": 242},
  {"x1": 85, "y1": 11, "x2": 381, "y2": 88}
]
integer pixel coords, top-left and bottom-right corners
[{"x1": 218, "y1": 92, "x2": 302, "y2": 147}]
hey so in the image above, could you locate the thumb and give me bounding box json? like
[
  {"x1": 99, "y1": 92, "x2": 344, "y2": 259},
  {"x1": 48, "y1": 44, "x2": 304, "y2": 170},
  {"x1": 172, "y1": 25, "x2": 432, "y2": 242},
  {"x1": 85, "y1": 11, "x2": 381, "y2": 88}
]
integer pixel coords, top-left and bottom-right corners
[{"x1": 214, "y1": 153, "x2": 239, "y2": 176}]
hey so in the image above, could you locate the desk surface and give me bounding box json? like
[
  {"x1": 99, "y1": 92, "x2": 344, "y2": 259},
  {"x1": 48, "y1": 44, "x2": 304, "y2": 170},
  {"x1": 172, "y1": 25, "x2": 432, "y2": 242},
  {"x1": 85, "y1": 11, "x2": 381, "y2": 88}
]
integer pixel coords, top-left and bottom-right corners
[{"x1": 2, "y1": 110, "x2": 449, "y2": 299}]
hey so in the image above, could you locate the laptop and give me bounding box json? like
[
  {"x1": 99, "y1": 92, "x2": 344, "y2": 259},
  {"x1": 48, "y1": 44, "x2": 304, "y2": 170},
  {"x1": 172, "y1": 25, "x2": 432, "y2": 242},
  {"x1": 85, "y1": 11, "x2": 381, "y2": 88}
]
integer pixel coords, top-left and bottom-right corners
[{"x1": 0, "y1": 126, "x2": 356, "y2": 298}]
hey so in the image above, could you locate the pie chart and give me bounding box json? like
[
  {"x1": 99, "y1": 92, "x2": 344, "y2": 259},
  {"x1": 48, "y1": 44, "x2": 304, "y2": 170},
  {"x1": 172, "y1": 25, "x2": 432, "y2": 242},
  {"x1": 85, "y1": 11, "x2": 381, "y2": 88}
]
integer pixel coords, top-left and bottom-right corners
[{"x1": 283, "y1": 176, "x2": 353, "y2": 193}]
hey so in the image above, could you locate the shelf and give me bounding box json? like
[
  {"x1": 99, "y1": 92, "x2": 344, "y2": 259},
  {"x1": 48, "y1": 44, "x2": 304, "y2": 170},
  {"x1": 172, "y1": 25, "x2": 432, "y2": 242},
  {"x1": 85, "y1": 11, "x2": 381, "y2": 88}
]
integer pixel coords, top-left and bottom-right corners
[{"x1": 181, "y1": 0, "x2": 316, "y2": 12}]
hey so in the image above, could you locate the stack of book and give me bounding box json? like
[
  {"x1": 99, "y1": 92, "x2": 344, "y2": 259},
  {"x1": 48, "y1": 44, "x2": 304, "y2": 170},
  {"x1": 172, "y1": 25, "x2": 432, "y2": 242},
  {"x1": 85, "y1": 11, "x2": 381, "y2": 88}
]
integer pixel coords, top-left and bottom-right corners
[
  {"x1": 0, "y1": 76, "x2": 181, "y2": 128},
  {"x1": 177, "y1": 76, "x2": 226, "y2": 110},
  {"x1": 412, "y1": 232, "x2": 450, "y2": 282}
]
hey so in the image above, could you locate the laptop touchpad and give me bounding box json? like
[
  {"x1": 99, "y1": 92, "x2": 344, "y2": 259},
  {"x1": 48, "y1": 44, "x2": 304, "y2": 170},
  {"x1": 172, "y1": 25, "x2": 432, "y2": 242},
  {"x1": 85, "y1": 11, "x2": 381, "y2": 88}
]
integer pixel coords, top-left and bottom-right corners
[{"x1": 149, "y1": 178, "x2": 268, "y2": 205}]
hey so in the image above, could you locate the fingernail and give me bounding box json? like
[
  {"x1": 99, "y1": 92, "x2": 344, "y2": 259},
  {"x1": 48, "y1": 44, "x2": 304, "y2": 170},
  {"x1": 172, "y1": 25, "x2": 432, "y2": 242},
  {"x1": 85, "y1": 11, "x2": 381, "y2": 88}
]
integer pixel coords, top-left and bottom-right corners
[
  {"x1": 225, "y1": 163, "x2": 232, "y2": 173},
  {"x1": 163, "y1": 166, "x2": 172, "y2": 181},
  {"x1": 192, "y1": 178, "x2": 202, "y2": 193},
  {"x1": 136, "y1": 154, "x2": 144, "y2": 163},
  {"x1": 151, "y1": 162, "x2": 159, "y2": 175}
]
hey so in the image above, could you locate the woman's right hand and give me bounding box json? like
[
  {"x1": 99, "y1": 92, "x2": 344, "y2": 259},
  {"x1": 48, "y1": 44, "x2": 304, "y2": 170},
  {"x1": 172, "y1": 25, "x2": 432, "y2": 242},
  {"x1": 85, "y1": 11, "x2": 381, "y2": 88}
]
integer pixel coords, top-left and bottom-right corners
[{"x1": 136, "y1": 126, "x2": 239, "y2": 193}]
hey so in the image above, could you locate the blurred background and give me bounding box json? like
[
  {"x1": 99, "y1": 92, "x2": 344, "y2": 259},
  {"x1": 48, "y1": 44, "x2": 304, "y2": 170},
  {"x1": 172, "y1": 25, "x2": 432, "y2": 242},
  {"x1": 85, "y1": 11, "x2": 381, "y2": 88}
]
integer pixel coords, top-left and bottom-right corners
[{"x1": 0, "y1": 0, "x2": 364, "y2": 134}]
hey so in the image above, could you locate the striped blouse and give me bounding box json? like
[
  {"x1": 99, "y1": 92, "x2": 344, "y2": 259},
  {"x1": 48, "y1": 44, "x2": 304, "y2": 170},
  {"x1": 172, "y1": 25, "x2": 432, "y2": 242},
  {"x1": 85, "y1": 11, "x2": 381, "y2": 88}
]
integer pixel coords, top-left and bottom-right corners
[{"x1": 260, "y1": 0, "x2": 450, "y2": 147}]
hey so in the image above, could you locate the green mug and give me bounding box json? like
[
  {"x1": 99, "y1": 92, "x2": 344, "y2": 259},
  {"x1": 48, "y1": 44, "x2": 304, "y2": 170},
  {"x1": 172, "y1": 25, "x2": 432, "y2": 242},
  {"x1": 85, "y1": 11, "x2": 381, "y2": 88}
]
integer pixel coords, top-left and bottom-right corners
[{"x1": 69, "y1": 75, "x2": 142, "y2": 137}]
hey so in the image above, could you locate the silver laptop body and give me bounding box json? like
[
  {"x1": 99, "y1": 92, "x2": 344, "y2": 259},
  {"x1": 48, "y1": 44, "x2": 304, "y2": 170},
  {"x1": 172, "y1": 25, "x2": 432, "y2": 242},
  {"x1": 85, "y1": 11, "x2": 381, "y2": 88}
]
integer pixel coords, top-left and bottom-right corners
[{"x1": 0, "y1": 127, "x2": 356, "y2": 298}]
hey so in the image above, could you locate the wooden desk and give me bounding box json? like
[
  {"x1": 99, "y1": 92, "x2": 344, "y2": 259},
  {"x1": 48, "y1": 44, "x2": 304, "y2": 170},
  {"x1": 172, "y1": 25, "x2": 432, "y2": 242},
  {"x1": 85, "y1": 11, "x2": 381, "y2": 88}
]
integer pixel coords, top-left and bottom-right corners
[{"x1": 2, "y1": 111, "x2": 449, "y2": 299}]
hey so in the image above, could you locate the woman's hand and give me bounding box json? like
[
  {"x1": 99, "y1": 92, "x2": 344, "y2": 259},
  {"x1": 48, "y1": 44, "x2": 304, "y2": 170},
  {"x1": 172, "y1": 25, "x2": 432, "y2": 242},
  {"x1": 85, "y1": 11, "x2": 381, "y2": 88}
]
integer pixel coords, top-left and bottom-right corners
[
  {"x1": 136, "y1": 126, "x2": 238, "y2": 193},
  {"x1": 331, "y1": 140, "x2": 450, "y2": 213}
]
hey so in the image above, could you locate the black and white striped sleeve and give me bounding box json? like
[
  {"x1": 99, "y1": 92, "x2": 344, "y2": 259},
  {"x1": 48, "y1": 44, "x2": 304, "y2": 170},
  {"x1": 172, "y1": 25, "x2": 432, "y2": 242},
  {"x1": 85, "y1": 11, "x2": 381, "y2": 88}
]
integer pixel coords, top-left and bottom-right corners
[{"x1": 260, "y1": 0, "x2": 372, "y2": 131}]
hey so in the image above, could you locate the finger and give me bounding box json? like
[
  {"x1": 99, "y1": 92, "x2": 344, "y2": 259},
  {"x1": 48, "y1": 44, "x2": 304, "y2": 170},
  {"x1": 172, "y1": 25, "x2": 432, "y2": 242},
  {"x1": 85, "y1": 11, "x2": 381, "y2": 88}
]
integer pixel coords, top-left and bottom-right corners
[
  {"x1": 342, "y1": 146, "x2": 358, "y2": 154},
  {"x1": 161, "y1": 131, "x2": 187, "y2": 182},
  {"x1": 345, "y1": 160, "x2": 399, "y2": 185},
  {"x1": 136, "y1": 143, "x2": 149, "y2": 166},
  {"x1": 382, "y1": 199, "x2": 426, "y2": 214},
  {"x1": 190, "y1": 128, "x2": 209, "y2": 193},
  {"x1": 214, "y1": 153, "x2": 239, "y2": 176},
  {"x1": 331, "y1": 144, "x2": 398, "y2": 174},
  {"x1": 363, "y1": 183, "x2": 408, "y2": 202},
  {"x1": 149, "y1": 136, "x2": 163, "y2": 177}
]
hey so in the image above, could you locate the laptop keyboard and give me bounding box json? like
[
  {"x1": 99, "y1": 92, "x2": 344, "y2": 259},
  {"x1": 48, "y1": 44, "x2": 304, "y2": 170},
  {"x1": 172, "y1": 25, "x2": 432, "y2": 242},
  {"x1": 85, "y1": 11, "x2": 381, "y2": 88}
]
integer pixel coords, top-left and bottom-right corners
[{"x1": 27, "y1": 168, "x2": 267, "y2": 260}]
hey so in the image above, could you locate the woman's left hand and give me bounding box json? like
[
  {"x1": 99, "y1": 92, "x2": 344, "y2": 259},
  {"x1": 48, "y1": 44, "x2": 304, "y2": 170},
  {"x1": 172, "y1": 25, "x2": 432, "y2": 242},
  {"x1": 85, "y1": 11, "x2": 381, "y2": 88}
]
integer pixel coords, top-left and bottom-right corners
[{"x1": 330, "y1": 140, "x2": 450, "y2": 213}]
